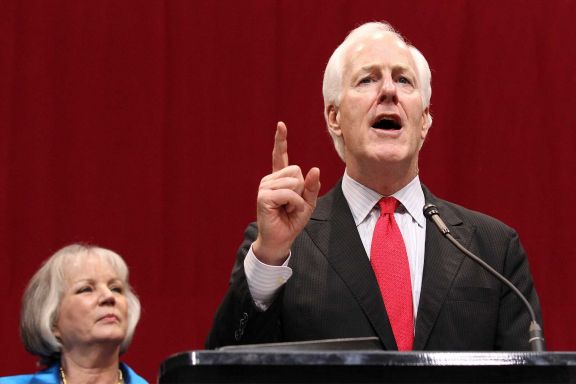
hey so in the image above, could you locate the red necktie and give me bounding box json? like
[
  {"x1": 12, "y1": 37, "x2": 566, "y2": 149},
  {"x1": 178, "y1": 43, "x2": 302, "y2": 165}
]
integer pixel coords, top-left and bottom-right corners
[{"x1": 370, "y1": 197, "x2": 414, "y2": 351}]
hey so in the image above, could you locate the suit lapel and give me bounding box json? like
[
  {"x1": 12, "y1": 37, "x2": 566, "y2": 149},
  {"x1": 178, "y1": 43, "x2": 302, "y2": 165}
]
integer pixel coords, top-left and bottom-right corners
[
  {"x1": 305, "y1": 182, "x2": 398, "y2": 350},
  {"x1": 413, "y1": 187, "x2": 476, "y2": 349}
]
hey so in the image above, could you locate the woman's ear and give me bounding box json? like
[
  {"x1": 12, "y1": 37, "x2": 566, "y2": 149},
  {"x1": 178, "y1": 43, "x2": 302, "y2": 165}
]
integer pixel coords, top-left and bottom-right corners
[{"x1": 52, "y1": 326, "x2": 61, "y2": 340}]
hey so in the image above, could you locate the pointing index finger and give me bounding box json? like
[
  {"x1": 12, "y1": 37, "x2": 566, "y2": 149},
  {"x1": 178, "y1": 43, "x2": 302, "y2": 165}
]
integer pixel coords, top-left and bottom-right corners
[{"x1": 272, "y1": 121, "x2": 289, "y2": 172}]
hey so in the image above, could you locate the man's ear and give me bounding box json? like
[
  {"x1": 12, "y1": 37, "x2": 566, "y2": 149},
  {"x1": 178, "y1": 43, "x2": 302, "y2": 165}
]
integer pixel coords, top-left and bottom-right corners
[
  {"x1": 326, "y1": 104, "x2": 342, "y2": 136},
  {"x1": 421, "y1": 107, "x2": 431, "y2": 140}
]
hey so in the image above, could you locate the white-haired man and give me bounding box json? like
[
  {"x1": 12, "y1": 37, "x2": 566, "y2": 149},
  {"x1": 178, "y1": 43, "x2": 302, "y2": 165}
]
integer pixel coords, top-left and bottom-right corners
[{"x1": 207, "y1": 22, "x2": 542, "y2": 351}]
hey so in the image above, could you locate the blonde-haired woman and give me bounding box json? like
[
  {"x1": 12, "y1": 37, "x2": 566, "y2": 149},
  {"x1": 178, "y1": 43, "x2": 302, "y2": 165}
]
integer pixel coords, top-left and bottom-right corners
[{"x1": 0, "y1": 244, "x2": 147, "y2": 384}]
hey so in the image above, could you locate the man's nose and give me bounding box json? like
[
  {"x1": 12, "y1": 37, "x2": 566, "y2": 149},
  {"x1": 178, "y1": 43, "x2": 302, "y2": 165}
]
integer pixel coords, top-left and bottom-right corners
[{"x1": 378, "y1": 76, "x2": 398, "y2": 103}]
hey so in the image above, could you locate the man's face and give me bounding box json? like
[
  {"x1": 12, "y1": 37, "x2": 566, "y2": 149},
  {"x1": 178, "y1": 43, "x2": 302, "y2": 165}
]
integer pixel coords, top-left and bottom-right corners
[{"x1": 327, "y1": 32, "x2": 430, "y2": 181}]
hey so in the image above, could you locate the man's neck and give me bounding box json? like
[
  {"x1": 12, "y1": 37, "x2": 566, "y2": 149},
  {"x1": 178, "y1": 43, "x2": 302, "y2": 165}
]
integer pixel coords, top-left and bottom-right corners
[{"x1": 346, "y1": 163, "x2": 419, "y2": 196}]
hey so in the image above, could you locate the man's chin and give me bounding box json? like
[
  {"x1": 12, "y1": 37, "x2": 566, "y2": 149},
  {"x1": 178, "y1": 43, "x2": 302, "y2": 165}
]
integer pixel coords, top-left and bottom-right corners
[{"x1": 371, "y1": 149, "x2": 412, "y2": 164}]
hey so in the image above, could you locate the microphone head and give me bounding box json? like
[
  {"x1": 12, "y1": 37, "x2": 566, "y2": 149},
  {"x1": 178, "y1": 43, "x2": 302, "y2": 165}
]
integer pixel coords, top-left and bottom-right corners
[{"x1": 423, "y1": 204, "x2": 439, "y2": 219}]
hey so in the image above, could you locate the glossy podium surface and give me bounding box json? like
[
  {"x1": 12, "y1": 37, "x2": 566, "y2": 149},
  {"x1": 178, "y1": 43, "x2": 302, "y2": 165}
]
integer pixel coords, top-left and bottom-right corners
[{"x1": 159, "y1": 350, "x2": 576, "y2": 383}]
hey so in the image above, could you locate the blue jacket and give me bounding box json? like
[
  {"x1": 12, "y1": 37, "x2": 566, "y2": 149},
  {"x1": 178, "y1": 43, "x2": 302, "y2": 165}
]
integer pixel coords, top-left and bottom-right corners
[{"x1": 0, "y1": 362, "x2": 147, "y2": 384}]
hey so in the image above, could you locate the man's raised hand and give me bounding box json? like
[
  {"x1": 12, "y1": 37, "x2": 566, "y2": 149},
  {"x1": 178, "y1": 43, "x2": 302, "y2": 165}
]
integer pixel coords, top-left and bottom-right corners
[{"x1": 252, "y1": 122, "x2": 321, "y2": 265}]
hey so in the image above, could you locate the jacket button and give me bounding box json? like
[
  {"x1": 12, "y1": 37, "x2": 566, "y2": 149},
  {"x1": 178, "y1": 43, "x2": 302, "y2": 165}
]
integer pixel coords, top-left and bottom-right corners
[{"x1": 239, "y1": 312, "x2": 249, "y2": 327}]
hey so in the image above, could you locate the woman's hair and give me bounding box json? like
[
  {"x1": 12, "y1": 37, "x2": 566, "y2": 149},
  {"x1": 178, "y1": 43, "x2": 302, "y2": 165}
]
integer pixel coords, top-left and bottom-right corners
[
  {"x1": 322, "y1": 21, "x2": 433, "y2": 160},
  {"x1": 19, "y1": 244, "x2": 141, "y2": 365}
]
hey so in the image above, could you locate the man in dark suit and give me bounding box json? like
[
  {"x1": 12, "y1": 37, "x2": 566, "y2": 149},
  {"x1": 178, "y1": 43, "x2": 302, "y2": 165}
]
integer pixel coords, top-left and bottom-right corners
[{"x1": 206, "y1": 21, "x2": 542, "y2": 351}]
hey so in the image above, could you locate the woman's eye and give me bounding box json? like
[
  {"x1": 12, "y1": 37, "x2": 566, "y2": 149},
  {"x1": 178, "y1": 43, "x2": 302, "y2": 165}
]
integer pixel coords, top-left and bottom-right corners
[
  {"x1": 76, "y1": 286, "x2": 92, "y2": 294},
  {"x1": 110, "y1": 286, "x2": 124, "y2": 293}
]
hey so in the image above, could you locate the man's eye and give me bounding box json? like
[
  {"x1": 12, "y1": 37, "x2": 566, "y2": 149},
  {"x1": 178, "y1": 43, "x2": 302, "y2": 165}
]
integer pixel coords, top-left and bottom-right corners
[
  {"x1": 358, "y1": 77, "x2": 375, "y2": 85},
  {"x1": 398, "y1": 76, "x2": 412, "y2": 85}
]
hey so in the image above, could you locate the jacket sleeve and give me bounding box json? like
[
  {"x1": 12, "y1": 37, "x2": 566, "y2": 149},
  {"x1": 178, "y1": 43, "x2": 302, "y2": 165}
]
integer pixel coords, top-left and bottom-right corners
[
  {"x1": 495, "y1": 227, "x2": 543, "y2": 350},
  {"x1": 205, "y1": 223, "x2": 284, "y2": 349}
]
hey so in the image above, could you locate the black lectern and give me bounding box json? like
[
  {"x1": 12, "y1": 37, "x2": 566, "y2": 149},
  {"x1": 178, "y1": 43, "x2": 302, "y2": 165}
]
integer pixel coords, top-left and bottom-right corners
[
  {"x1": 159, "y1": 338, "x2": 576, "y2": 383},
  {"x1": 160, "y1": 348, "x2": 576, "y2": 383}
]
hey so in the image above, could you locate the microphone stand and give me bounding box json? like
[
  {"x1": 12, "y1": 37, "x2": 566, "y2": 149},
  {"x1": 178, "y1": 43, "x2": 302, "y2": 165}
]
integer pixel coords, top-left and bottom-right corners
[{"x1": 423, "y1": 204, "x2": 545, "y2": 352}]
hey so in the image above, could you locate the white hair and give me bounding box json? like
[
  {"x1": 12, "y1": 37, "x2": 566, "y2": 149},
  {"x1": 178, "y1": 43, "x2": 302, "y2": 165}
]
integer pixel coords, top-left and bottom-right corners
[
  {"x1": 322, "y1": 22, "x2": 433, "y2": 160},
  {"x1": 20, "y1": 244, "x2": 141, "y2": 365}
]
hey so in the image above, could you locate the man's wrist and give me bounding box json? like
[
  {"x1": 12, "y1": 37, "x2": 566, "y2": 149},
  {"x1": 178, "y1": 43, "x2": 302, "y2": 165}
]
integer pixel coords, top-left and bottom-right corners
[
  {"x1": 252, "y1": 238, "x2": 290, "y2": 266},
  {"x1": 244, "y1": 245, "x2": 293, "y2": 310}
]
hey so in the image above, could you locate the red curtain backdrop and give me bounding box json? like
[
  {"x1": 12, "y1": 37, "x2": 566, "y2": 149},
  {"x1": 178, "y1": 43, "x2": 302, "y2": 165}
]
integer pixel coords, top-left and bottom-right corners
[{"x1": 1, "y1": 0, "x2": 575, "y2": 380}]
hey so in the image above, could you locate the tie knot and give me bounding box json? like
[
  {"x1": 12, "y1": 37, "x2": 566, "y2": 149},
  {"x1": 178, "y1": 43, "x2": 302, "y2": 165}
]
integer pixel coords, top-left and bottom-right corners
[{"x1": 378, "y1": 197, "x2": 399, "y2": 215}]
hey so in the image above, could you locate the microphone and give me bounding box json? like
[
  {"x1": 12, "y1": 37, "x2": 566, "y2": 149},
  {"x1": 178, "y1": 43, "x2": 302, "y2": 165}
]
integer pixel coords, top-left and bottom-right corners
[{"x1": 423, "y1": 204, "x2": 545, "y2": 352}]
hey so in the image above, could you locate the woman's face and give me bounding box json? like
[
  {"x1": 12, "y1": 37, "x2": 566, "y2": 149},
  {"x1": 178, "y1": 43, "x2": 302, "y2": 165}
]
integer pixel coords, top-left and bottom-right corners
[{"x1": 53, "y1": 254, "x2": 128, "y2": 350}]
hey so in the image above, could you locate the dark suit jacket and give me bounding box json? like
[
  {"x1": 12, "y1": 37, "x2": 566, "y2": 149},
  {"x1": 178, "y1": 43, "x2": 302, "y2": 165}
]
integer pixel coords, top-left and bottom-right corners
[{"x1": 206, "y1": 182, "x2": 542, "y2": 350}]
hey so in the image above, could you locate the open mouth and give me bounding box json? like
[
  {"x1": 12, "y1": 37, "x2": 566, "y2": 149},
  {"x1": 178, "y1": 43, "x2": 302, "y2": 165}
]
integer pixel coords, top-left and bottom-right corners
[{"x1": 372, "y1": 117, "x2": 402, "y2": 130}]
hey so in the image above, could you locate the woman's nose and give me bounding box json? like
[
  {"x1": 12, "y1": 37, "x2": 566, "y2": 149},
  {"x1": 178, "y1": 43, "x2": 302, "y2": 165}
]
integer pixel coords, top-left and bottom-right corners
[{"x1": 98, "y1": 287, "x2": 116, "y2": 306}]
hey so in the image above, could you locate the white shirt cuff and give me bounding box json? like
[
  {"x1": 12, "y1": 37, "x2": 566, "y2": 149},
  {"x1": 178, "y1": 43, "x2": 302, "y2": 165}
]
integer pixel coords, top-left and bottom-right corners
[{"x1": 244, "y1": 245, "x2": 293, "y2": 311}]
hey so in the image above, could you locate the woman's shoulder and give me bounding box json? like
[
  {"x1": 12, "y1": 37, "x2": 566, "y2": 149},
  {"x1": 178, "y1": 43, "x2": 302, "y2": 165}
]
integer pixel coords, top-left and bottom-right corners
[
  {"x1": 1, "y1": 363, "x2": 147, "y2": 384},
  {"x1": 0, "y1": 374, "x2": 32, "y2": 384},
  {"x1": 121, "y1": 363, "x2": 148, "y2": 384},
  {"x1": 0, "y1": 365, "x2": 59, "y2": 384}
]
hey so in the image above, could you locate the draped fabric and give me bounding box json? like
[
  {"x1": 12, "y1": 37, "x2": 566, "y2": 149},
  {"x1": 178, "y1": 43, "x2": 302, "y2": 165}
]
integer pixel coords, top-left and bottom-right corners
[{"x1": 1, "y1": 0, "x2": 575, "y2": 380}]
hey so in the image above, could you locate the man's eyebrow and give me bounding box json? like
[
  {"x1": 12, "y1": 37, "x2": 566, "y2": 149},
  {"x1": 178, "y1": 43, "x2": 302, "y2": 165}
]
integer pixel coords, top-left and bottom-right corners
[
  {"x1": 394, "y1": 64, "x2": 413, "y2": 72},
  {"x1": 358, "y1": 64, "x2": 380, "y2": 73},
  {"x1": 356, "y1": 63, "x2": 414, "y2": 73}
]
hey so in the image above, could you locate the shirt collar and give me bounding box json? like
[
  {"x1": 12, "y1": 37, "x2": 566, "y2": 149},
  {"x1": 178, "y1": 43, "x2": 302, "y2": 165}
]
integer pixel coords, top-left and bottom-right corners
[{"x1": 341, "y1": 171, "x2": 426, "y2": 228}]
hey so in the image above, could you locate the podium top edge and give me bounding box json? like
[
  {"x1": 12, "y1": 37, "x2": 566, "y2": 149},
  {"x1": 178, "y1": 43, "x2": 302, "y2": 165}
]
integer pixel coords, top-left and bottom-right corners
[{"x1": 160, "y1": 350, "x2": 576, "y2": 372}]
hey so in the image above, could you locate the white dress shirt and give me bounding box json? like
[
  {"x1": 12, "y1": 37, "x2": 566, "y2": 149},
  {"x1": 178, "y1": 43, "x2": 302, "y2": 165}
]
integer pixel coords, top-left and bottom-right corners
[{"x1": 245, "y1": 171, "x2": 427, "y2": 318}]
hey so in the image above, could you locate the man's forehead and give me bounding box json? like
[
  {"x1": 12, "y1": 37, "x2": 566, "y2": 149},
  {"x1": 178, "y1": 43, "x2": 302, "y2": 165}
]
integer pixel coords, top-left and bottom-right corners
[
  {"x1": 353, "y1": 31, "x2": 406, "y2": 50},
  {"x1": 343, "y1": 33, "x2": 415, "y2": 74},
  {"x1": 348, "y1": 32, "x2": 409, "y2": 59}
]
